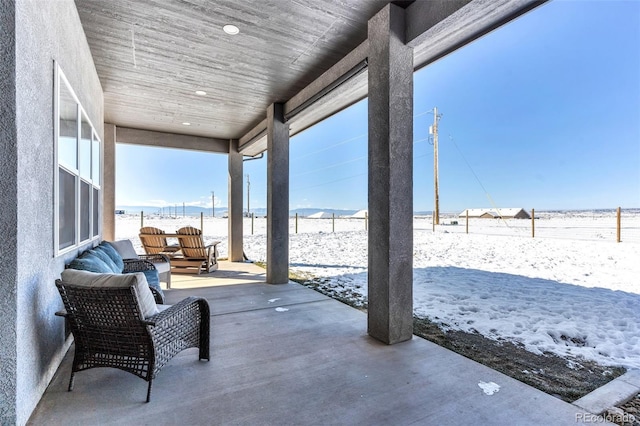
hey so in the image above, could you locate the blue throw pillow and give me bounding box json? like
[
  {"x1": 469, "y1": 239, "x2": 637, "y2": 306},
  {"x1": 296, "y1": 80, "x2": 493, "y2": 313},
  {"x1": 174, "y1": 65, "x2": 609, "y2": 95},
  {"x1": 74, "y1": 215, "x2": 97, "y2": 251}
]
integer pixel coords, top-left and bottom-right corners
[
  {"x1": 69, "y1": 254, "x2": 113, "y2": 274},
  {"x1": 88, "y1": 249, "x2": 119, "y2": 273},
  {"x1": 97, "y1": 241, "x2": 124, "y2": 272}
]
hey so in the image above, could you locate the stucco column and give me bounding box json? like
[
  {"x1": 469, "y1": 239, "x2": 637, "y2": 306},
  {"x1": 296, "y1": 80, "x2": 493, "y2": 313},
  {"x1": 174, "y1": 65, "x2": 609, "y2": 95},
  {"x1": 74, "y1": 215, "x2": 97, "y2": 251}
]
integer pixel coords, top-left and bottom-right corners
[
  {"x1": 266, "y1": 103, "x2": 289, "y2": 284},
  {"x1": 103, "y1": 123, "x2": 116, "y2": 241},
  {"x1": 228, "y1": 139, "x2": 243, "y2": 261},
  {"x1": 0, "y1": 0, "x2": 17, "y2": 420},
  {"x1": 367, "y1": 4, "x2": 414, "y2": 344}
]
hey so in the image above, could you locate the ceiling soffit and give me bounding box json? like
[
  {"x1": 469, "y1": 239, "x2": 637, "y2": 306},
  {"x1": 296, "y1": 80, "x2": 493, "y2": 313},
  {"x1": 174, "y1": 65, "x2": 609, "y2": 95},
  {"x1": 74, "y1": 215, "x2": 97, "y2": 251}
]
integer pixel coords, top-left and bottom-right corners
[{"x1": 75, "y1": 0, "x2": 391, "y2": 143}]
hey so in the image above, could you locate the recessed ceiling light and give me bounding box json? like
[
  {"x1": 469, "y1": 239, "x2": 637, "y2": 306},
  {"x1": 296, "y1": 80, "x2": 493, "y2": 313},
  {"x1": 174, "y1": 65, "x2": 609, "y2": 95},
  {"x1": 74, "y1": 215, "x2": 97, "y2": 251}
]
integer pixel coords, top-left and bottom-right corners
[
  {"x1": 223, "y1": 24, "x2": 239, "y2": 35},
  {"x1": 182, "y1": 122, "x2": 191, "y2": 126},
  {"x1": 195, "y1": 90, "x2": 207, "y2": 96}
]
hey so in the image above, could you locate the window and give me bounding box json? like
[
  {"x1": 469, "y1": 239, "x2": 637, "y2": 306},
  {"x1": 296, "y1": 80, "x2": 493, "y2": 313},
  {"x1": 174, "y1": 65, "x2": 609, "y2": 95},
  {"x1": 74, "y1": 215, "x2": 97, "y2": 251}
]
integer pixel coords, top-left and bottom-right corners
[{"x1": 55, "y1": 65, "x2": 101, "y2": 254}]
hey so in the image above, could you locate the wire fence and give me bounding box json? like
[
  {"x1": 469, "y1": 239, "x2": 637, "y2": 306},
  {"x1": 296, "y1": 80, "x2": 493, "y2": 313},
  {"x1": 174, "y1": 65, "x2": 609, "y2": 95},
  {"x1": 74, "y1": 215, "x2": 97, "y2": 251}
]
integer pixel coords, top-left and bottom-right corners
[
  {"x1": 282, "y1": 208, "x2": 640, "y2": 243},
  {"x1": 131, "y1": 208, "x2": 640, "y2": 244},
  {"x1": 417, "y1": 209, "x2": 640, "y2": 243}
]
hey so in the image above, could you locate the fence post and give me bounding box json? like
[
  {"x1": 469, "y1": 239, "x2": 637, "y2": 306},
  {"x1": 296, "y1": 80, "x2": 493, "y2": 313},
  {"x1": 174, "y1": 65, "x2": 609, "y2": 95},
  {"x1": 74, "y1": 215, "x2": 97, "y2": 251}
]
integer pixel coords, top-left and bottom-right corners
[
  {"x1": 365, "y1": 212, "x2": 368, "y2": 231},
  {"x1": 531, "y1": 208, "x2": 535, "y2": 238},
  {"x1": 466, "y1": 210, "x2": 469, "y2": 234},
  {"x1": 332, "y1": 213, "x2": 335, "y2": 233},
  {"x1": 140, "y1": 211, "x2": 144, "y2": 228},
  {"x1": 295, "y1": 213, "x2": 298, "y2": 234},
  {"x1": 617, "y1": 207, "x2": 621, "y2": 243},
  {"x1": 200, "y1": 212, "x2": 204, "y2": 232}
]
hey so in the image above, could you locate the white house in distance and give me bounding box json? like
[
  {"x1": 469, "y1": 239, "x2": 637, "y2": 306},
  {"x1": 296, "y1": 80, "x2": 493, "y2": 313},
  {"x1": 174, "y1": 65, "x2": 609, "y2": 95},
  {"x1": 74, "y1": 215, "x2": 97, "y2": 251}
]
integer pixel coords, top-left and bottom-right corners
[{"x1": 459, "y1": 208, "x2": 531, "y2": 219}]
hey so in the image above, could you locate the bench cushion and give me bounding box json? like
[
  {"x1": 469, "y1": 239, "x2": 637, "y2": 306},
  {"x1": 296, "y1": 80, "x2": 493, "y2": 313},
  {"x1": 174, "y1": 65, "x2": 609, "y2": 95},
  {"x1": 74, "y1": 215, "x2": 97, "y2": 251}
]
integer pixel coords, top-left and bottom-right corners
[
  {"x1": 96, "y1": 241, "x2": 125, "y2": 271},
  {"x1": 68, "y1": 253, "x2": 113, "y2": 274},
  {"x1": 88, "y1": 249, "x2": 120, "y2": 273}
]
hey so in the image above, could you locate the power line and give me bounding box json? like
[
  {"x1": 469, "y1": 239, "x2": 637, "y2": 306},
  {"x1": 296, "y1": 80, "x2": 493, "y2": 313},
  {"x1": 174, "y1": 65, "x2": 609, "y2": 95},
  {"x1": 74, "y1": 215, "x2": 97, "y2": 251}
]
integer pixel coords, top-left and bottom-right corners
[
  {"x1": 292, "y1": 155, "x2": 367, "y2": 178},
  {"x1": 288, "y1": 107, "x2": 437, "y2": 193},
  {"x1": 290, "y1": 172, "x2": 367, "y2": 192},
  {"x1": 290, "y1": 107, "x2": 435, "y2": 162},
  {"x1": 292, "y1": 133, "x2": 366, "y2": 161},
  {"x1": 447, "y1": 135, "x2": 511, "y2": 228}
]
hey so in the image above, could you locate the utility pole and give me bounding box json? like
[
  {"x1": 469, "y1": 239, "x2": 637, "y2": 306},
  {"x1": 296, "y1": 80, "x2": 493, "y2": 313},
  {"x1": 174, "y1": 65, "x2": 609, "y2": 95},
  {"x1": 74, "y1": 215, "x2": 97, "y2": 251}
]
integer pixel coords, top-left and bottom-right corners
[
  {"x1": 211, "y1": 191, "x2": 215, "y2": 217},
  {"x1": 432, "y1": 107, "x2": 441, "y2": 225},
  {"x1": 246, "y1": 174, "x2": 251, "y2": 217}
]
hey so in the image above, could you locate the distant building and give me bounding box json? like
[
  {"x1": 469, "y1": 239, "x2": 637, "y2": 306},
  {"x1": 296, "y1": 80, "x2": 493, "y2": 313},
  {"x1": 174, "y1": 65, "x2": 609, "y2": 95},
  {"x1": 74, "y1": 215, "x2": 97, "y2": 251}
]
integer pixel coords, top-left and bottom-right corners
[
  {"x1": 308, "y1": 211, "x2": 332, "y2": 218},
  {"x1": 351, "y1": 209, "x2": 368, "y2": 219},
  {"x1": 459, "y1": 208, "x2": 531, "y2": 219},
  {"x1": 115, "y1": 209, "x2": 125, "y2": 215}
]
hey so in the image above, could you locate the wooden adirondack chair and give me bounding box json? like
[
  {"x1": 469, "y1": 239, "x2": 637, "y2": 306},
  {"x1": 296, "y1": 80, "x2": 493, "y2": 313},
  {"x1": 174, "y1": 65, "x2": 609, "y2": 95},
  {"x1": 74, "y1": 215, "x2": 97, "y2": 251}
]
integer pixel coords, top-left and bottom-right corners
[
  {"x1": 171, "y1": 226, "x2": 220, "y2": 274},
  {"x1": 139, "y1": 227, "x2": 180, "y2": 256}
]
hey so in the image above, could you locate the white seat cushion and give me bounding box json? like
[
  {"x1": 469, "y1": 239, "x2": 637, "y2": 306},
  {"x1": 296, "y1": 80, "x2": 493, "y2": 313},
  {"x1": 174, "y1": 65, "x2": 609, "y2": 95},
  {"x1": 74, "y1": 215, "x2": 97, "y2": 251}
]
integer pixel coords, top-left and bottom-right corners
[
  {"x1": 60, "y1": 269, "x2": 159, "y2": 318},
  {"x1": 107, "y1": 240, "x2": 139, "y2": 259},
  {"x1": 153, "y1": 261, "x2": 170, "y2": 274}
]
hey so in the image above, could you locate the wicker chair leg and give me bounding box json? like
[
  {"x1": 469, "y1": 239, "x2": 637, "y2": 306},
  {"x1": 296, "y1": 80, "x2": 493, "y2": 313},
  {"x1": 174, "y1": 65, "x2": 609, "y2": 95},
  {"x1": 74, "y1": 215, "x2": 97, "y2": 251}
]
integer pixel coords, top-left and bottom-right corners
[
  {"x1": 146, "y1": 380, "x2": 152, "y2": 403},
  {"x1": 198, "y1": 299, "x2": 210, "y2": 361}
]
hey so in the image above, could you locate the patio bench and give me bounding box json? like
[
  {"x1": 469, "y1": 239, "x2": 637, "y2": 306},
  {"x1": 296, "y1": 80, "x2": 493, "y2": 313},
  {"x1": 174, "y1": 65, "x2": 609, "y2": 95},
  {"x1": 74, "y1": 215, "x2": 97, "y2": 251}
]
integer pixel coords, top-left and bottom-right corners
[{"x1": 66, "y1": 240, "x2": 165, "y2": 303}]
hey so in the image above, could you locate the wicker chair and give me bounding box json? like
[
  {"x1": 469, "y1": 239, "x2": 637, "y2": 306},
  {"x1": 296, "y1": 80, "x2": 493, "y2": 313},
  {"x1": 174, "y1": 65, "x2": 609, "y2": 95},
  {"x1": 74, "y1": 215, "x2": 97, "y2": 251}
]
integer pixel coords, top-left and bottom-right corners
[{"x1": 55, "y1": 279, "x2": 210, "y2": 402}]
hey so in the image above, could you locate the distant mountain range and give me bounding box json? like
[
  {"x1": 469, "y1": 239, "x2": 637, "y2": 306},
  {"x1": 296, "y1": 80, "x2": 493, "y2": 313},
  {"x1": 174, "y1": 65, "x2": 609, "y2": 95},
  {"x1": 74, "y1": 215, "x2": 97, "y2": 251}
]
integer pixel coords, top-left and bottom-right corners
[{"x1": 116, "y1": 205, "x2": 440, "y2": 217}]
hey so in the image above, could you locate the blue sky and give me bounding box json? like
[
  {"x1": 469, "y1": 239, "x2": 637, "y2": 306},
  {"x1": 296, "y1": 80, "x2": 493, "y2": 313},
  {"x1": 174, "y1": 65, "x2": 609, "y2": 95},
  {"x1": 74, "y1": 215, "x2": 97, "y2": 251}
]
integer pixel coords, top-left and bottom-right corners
[{"x1": 116, "y1": 0, "x2": 640, "y2": 213}]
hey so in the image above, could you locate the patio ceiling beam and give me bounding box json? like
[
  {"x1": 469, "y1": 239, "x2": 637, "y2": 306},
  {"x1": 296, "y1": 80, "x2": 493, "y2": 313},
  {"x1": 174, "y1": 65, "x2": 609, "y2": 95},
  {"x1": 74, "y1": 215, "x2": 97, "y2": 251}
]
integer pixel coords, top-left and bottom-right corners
[
  {"x1": 284, "y1": 40, "x2": 369, "y2": 122},
  {"x1": 238, "y1": 118, "x2": 267, "y2": 157},
  {"x1": 238, "y1": 40, "x2": 370, "y2": 156},
  {"x1": 115, "y1": 127, "x2": 229, "y2": 154},
  {"x1": 408, "y1": 0, "x2": 548, "y2": 70}
]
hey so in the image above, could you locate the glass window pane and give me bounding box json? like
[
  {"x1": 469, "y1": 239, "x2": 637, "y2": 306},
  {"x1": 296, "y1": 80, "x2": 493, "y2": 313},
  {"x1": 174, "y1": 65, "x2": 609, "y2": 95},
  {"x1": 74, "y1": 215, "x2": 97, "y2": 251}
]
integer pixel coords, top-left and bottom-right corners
[
  {"x1": 58, "y1": 82, "x2": 78, "y2": 171},
  {"x1": 80, "y1": 180, "x2": 90, "y2": 241},
  {"x1": 79, "y1": 113, "x2": 92, "y2": 179},
  {"x1": 92, "y1": 133, "x2": 100, "y2": 184},
  {"x1": 93, "y1": 187, "x2": 99, "y2": 237},
  {"x1": 59, "y1": 168, "x2": 76, "y2": 250}
]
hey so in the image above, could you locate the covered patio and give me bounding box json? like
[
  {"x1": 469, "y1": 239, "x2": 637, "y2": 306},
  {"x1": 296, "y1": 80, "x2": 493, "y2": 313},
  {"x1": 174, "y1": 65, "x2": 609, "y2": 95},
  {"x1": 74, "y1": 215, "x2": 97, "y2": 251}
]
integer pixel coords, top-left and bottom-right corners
[
  {"x1": 5, "y1": 0, "x2": 592, "y2": 423},
  {"x1": 29, "y1": 262, "x2": 589, "y2": 424}
]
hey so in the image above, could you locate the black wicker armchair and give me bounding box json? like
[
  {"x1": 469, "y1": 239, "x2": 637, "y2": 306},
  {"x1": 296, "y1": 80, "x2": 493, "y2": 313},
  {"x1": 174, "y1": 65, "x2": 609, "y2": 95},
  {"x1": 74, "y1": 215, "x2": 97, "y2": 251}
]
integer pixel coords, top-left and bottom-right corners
[{"x1": 55, "y1": 278, "x2": 210, "y2": 402}]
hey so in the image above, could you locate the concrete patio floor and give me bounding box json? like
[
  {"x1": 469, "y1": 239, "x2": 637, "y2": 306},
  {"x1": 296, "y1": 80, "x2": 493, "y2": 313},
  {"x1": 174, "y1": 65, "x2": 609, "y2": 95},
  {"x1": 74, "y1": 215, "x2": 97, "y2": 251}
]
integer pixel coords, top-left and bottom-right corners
[{"x1": 29, "y1": 261, "x2": 606, "y2": 425}]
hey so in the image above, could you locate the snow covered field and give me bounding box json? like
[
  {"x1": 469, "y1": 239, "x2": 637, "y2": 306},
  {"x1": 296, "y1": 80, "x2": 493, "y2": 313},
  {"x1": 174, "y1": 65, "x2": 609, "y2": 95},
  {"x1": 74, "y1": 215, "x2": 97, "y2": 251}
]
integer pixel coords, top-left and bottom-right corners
[{"x1": 116, "y1": 212, "x2": 640, "y2": 369}]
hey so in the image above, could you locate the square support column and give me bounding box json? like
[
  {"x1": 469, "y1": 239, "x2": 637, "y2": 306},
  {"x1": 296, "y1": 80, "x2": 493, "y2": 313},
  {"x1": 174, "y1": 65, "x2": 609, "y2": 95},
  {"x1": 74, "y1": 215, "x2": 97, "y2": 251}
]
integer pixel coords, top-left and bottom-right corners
[
  {"x1": 367, "y1": 4, "x2": 414, "y2": 344},
  {"x1": 228, "y1": 139, "x2": 244, "y2": 262},
  {"x1": 266, "y1": 103, "x2": 290, "y2": 284},
  {"x1": 103, "y1": 123, "x2": 116, "y2": 241}
]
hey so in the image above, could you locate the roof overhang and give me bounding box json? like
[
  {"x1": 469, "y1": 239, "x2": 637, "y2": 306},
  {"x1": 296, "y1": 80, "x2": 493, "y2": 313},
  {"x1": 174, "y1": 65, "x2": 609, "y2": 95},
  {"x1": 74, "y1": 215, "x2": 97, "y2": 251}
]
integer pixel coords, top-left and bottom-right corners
[{"x1": 237, "y1": 0, "x2": 546, "y2": 156}]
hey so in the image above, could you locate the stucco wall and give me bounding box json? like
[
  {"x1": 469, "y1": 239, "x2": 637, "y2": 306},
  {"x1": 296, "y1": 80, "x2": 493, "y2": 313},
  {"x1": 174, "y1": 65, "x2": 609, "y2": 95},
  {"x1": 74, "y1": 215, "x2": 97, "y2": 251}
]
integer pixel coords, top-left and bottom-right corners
[
  {"x1": 0, "y1": 1, "x2": 18, "y2": 423},
  {"x1": 10, "y1": 0, "x2": 103, "y2": 424}
]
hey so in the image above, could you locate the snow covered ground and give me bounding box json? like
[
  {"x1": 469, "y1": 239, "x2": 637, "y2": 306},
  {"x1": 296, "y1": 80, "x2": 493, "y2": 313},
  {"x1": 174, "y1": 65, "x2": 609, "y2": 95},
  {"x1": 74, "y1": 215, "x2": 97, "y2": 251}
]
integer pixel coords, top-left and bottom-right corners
[{"x1": 116, "y1": 212, "x2": 640, "y2": 369}]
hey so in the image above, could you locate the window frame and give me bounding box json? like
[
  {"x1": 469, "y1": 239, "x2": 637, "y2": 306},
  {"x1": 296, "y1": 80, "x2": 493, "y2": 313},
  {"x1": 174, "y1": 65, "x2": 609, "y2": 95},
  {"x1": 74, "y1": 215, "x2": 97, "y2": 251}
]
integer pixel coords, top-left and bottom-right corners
[{"x1": 54, "y1": 64, "x2": 102, "y2": 255}]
